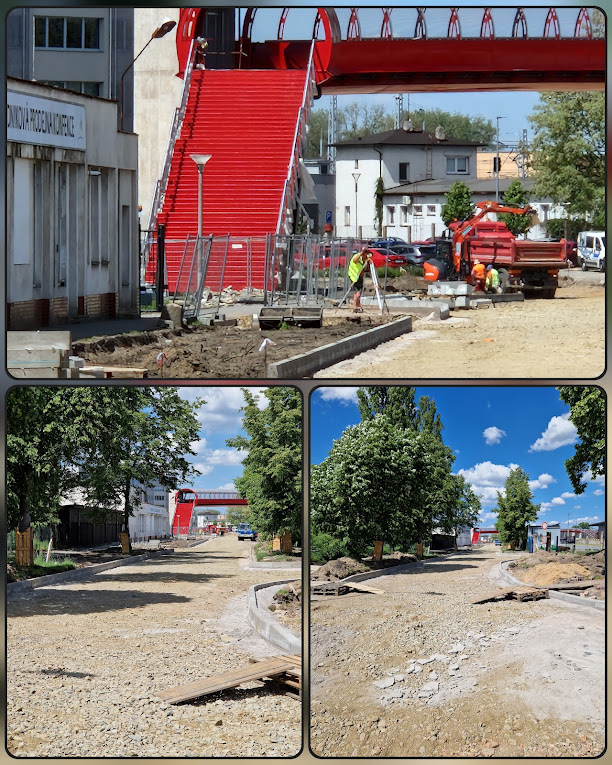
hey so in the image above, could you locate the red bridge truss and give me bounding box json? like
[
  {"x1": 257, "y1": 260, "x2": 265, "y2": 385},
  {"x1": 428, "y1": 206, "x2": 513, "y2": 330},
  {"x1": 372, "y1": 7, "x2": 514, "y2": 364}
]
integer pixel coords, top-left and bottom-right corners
[
  {"x1": 174, "y1": 489, "x2": 248, "y2": 507},
  {"x1": 176, "y1": 7, "x2": 604, "y2": 92}
]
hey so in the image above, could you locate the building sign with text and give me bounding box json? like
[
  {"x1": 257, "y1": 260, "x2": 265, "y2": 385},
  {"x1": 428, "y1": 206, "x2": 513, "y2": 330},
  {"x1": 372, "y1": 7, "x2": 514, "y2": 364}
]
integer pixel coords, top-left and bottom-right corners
[{"x1": 7, "y1": 90, "x2": 86, "y2": 150}]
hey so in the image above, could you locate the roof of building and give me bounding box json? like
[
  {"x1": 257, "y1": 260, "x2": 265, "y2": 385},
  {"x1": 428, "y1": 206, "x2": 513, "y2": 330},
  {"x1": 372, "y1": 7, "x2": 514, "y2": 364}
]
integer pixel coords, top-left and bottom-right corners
[
  {"x1": 383, "y1": 176, "x2": 536, "y2": 197},
  {"x1": 332, "y1": 127, "x2": 484, "y2": 149}
]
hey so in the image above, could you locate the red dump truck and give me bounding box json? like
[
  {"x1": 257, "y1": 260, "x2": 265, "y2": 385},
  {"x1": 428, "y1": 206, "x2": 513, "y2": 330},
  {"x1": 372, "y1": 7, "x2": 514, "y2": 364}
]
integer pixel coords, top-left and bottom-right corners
[{"x1": 424, "y1": 202, "x2": 567, "y2": 298}]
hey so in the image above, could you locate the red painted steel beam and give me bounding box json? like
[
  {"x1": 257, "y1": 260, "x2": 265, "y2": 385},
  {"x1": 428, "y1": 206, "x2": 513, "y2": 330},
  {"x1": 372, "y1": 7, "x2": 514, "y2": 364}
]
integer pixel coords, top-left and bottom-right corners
[{"x1": 192, "y1": 497, "x2": 248, "y2": 506}]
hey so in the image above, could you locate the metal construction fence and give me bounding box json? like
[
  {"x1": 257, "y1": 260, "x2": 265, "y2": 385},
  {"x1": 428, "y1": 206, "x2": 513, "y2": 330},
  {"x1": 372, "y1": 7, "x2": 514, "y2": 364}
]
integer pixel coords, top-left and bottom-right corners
[{"x1": 142, "y1": 232, "x2": 394, "y2": 315}]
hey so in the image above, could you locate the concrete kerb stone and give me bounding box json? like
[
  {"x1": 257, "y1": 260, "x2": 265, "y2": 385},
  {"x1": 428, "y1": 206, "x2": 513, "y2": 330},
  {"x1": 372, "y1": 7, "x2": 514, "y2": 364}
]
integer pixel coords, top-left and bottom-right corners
[
  {"x1": 7, "y1": 549, "x2": 174, "y2": 599},
  {"x1": 267, "y1": 316, "x2": 413, "y2": 378},
  {"x1": 248, "y1": 581, "x2": 301, "y2": 654},
  {"x1": 361, "y1": 297, "x2": 451, "y2": 320},
  {"x1": 499, "y1": 559, "x2": 605, "y2": 611}
]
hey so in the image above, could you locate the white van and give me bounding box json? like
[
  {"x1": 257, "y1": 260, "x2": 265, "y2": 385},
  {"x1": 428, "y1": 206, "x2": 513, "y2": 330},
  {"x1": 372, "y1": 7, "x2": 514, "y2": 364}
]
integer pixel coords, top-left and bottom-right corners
[{"x1": 577, "y1": 230, "x2": 606, "y2": 271}]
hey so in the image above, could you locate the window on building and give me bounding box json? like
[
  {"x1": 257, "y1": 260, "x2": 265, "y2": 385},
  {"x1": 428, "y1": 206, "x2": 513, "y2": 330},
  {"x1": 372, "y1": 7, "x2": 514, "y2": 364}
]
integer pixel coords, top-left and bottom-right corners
[
  {"x1": 400, "y1": 205, "x2": 408, "y2": 225},
  {"x1": 427, "y1": 204, "x2": 436, "y2": 217},
  {"x1": 540, "y1": 204, "x2": 550, "y2": 221},
  {"x1": 413, "y1": 204, "x2": 423, "y2": 217},
  {"x1": 446, "y1": 156, "x2": 469, "y2": 175},
  {"x1": 344, "y1": 205, "x2": 351, "y2": 226},
  {"x1": 399, "y1": 162, "x2": 410, "y2": 183},
  {"x1": 387, "y1": 206, "x2": 395, "y2": 225},
  {"x1": 34, "y1": 16, "x2": 100, "y2": 50},
  {"x1": 44, "y1": 80, "x2": 101, "y2": 96}
]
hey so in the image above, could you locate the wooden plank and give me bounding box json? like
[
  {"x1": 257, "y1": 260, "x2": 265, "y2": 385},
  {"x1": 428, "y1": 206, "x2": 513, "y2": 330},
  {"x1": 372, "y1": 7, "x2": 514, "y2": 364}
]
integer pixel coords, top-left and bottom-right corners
[
  {"x1": 158, "y1": 656, "x2": 300, "y2": 704},
  {"x1": 545, "y1": 580, "x2": 598, "y2": 591},
  {"x1": 345, "y1": 581, "x2": 385, "y2": 595}
]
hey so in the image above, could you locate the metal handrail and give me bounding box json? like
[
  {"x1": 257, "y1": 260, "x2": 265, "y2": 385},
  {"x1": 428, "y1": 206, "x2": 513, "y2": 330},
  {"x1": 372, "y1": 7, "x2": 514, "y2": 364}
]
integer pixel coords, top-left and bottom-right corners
[
  {"x1": 143, "y1": 37, "x2": 198, "y2": 273},
  {"x1": 275, "y1": 39, "x2": 317, "y2": 235}
]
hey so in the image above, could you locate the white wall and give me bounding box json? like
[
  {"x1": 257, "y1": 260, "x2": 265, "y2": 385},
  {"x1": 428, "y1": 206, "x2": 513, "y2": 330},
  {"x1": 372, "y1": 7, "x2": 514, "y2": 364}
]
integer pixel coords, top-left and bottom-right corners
[{"x1": 133, "y1": 8, "x2": 183, "y2": 227}]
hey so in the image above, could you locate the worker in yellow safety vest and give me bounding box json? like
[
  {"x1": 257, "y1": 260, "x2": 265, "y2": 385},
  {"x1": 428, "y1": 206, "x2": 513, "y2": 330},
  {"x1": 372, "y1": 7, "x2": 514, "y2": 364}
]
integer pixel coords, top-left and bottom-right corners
[
  {"x1": 347, "y1": 247, "x2": 373, "y2": 312},
  {"x1": 485, "y1": 264, "x2": 502, "y2": 294}
]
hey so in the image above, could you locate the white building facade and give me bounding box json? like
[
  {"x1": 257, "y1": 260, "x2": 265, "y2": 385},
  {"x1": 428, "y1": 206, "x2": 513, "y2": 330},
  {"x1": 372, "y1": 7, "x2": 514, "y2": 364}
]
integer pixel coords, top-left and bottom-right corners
[
  {"x1": 7, "y1": 78, "x2": 139, "y2": 329},
  {"x1": 334, "y1": 127, "x2": 481, "y2": 240},
  {"x1": 129, "y1": 483, "x2": 171, "y2": 542}
]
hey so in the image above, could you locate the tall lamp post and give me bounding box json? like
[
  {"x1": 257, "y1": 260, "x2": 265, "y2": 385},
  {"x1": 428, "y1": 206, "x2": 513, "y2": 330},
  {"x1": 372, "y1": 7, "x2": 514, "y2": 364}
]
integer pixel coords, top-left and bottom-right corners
[
  {"x1": 190, "y1": 154, "x2": 212, "y2": 282},
  {"x1": 120, "y1": 17, "x2": 176, "y2": 131},
  {"x1": 352, "y1": 171, "x2": 361, "y2": 240},
  {"x1": 495, "y1": 115, "x2": 505, "y2": 201}
]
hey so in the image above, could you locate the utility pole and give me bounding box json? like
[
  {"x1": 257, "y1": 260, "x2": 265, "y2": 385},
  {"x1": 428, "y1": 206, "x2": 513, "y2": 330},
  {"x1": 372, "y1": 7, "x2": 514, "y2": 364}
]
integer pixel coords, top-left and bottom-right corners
[
  {"x1": 327, "y1": 94, "x2": 338, "y2": 173},
  {"x1": 495, "y1": 116, "x2": 505, "y2": 201},
  {"x1": 395, "y1": 94, "x2": 403, "y2": 129}
]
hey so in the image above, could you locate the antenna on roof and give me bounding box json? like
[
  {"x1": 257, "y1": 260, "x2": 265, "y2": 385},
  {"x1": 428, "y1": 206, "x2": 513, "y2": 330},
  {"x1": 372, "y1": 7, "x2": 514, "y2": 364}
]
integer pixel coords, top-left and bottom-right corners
[{"x1": 434, "y1": 125, "x2": 446, "y2": 141}]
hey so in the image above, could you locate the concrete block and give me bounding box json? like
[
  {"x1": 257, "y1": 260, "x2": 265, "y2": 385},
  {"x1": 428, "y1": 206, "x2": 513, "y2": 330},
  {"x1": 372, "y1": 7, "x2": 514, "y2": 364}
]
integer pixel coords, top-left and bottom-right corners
[
  {"x1": 268, "y1": 316, "x2": 413, "y2": 378},
  {"x1": 454, "y1": 296, "x2": 470, "y2": 309},
  {"x1": 161, "y1": 302, "x2": 183, "y2": 328},
  {"x1": 428, "y1": 281, "x2": 473, "y2": 296},
  {"x1": 472, "y1": 299, "x2": 492, "y2": 309},
  {"x1": 213, "y1": 318, "x2": 237, "y2": 327}
]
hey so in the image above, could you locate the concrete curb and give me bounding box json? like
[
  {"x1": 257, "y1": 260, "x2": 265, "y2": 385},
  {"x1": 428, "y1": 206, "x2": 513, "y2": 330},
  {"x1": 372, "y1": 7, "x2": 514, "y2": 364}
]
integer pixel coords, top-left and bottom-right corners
[
  {"x1": 361, "y1": 297, "x2": 450, "y2": 320},
  {"x1": 247, "y1": 580, "x2": 301, "y2": 654},
  {"x1": 7, "y1": 550, "x2": 173, "y2": 598},
  {"x1": 267, "y1": 316, "x2": 412, "y2": 378},
  {"x1": 499, "y1": 560, "x2": 605, "y2": 611}
]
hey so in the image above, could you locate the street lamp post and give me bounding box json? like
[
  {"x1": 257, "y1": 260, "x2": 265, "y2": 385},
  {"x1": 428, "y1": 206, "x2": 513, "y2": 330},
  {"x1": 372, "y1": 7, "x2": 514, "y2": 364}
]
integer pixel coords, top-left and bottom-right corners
[
  {"x1": 190, "y1": 154, "x2": 212, "y2": 283},
  {"x1": 120, "y1": 18, "x2": 176, "y2": 131},
  {"x1": 495, "y1": 115, "x2": 505, "y2": 201},
  {"x1": 352, "y1": 171, "x2": 361, "y2": 240}
]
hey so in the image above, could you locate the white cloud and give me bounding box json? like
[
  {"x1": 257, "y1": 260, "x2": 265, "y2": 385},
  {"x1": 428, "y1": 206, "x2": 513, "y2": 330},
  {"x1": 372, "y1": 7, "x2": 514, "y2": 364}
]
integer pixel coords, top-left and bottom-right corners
[
  {"x1": 193, "y1": 462, "x2": 214, "y2": 476},
  {"x1": 480, "y1": 511, "x2": 498, "y2": 522},
  {"x1": 550, "y1": 496, "x2": 566, "y2": 506},
  {"x1": 190, "y1": 438, "x2": 208, "y2": 455},
  {"x1": 593, "y1": 489, "x2": 604, "y2": 496},
  {"x1": 575, "y1": 516, "x2": 599, "y2": 523},
  {"x1": 529, "y1": 473, "x2": 556, "y2": 491},
  {"x1": 206, "y1": 448, "x2": 245, "y2": 466},
  {"x1": 561, "y1": 491, "x2": 576, "y2": 499},
  {"x1": 316, "y1": 387, "x2": 359, "y2": 403},
  {"x1": 211, "y1": 482, "x2": 237, "y2": 492},
  {"x1": 529, "y1": 413, "x2": 577, "y2": 452},
  {"x1": 457, "y1": 461, "x2": 519, "y2": 506},
  {"x1": 584, "y1": 472, "x2": 606, "y2": 486},
  {"x1": 178, "y1": 386, "x2": 269, "y2": 434},
  {"x1": 483, "y1": 426, "x2": 506, "y2": 445}
]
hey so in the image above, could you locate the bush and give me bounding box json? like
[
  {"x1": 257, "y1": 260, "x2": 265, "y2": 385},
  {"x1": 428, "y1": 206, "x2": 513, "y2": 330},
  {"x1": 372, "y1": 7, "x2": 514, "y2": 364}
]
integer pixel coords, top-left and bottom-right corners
[
  {"x1": 375, "y1": 266, "x2": 402, "y2": 280},
  {"x1": 546, "y1": 218, "x2": 589, "y2": 241},
  {"x1": 310, "y1": 531, "x2": 350, "y2": 564}
]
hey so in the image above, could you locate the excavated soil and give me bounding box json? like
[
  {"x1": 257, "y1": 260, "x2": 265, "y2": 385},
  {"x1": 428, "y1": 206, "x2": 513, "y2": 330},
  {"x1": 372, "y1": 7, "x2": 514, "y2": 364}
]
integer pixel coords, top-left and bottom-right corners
[
  {"x1": 311, "y1": 547, "x2": 605, "y2": 757},
  {"x1": 73, "y1": 314, "x2": 396, "y2": 379}
]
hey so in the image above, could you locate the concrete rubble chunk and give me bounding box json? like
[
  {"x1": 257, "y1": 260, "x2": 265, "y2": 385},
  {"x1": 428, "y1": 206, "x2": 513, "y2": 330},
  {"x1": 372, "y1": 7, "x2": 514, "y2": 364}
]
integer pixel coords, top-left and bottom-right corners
[
  {"x1": 421, "y1": 681, "x2": 439, "y2": 693},
  {"x1": 394, "y1": 675, "x2": 405, "y2": 683},
  {"x1": 417, "y1": 657, "x2": 435, "y2": 664},
  {"x1": 449, "y1": 663, "x2": 460, "y2": 671},
  {"x1": 373, "y1": 677, "x2": 395, "y2": 689}
]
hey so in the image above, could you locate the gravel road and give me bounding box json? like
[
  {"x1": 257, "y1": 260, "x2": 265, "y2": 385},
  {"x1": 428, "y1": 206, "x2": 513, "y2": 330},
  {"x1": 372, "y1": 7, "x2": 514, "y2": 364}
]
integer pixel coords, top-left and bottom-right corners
[
  {"x1": 314, "y1": 280, "x2": 604, "y2": 378},
  {"x1": 311, "y1": 546, "x2": 605, "y2": 757},
  {"x1": 7, "y1": 535, "x2": 302, "y2": 757}
]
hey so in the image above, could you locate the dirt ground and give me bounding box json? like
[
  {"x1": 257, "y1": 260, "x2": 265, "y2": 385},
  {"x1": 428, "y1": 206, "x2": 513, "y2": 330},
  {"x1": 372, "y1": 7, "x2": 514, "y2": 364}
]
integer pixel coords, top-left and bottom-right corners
[
  {"x1": 315, "y1": 279, "x2": 605, "y2": 379},
  {"x1": 310, "y1": 546, "x2": 605, "y2": 757},
  {"x1": 72, "y1": 276, "x2": 603, "y2": 380},
  {"x1": 73, "y1": 314, "x2": 394, "y2": 379},
  {"x1": 7, "y1": 535, "x2": 301, "y2": 757}
]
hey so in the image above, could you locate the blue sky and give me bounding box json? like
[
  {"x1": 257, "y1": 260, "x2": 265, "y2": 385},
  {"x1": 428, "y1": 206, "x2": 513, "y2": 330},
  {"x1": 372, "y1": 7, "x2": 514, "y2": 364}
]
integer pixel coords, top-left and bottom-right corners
[
  {"x1": 175, "y1": 386, "x2": 268, "y2": 494},
  {"x1": 311, "y1": 387, "x2": 605, "y2": 527}
]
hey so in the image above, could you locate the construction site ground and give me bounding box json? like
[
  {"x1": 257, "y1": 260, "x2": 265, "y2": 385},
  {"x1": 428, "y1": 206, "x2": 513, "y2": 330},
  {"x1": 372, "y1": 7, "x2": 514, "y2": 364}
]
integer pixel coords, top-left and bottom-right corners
[
  {"x1": 70, "y1": 274, "x2": 604, "y2": 379},
  {"x1": 310, "y1": 545, "x2": 605, "y2": 758},
  {"x1": 7, "y1": 534, "x2": 301, "y2": 757}
]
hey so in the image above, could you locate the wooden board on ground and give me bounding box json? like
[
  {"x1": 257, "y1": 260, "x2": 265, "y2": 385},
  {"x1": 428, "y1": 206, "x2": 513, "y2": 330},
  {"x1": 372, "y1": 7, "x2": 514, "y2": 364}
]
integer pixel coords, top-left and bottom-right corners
[
  {"x1": 158, "y1": 654, "x2": 301, "y2": 704},
  {"x1": 471, "y1": 585, "x2": 549, "y2": 605},
  {"x1": 312, "y1": 580, "x2": 385, "y2": 596},
  {"x1": 545, "y1": 580, "x2": 598, "y2": 591}
]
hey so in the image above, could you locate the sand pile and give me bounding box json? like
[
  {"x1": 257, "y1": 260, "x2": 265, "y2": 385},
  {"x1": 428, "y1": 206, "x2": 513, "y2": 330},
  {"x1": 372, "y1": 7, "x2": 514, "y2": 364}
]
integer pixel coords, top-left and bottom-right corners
[{"x1": 521, "y1": 562, "x2": 593, "y2": 586}]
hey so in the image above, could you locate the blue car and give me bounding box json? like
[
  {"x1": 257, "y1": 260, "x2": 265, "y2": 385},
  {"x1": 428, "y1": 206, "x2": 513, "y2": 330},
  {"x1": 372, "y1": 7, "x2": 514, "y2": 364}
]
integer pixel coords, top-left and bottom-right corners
[{"x1": 237, "y1": 523, "x2": 257, "y2": 541}]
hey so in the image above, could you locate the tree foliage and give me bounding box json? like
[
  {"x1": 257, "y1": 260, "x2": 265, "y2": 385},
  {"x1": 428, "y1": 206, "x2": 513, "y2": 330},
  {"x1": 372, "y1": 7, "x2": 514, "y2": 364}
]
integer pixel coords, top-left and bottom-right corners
[
  {"x1": 495, "y1": 468, "x2": 539, "y2": 548},
  {"x1": 557, "y1": 386, "x2": 605, "y2": 494},
  {"x1": 498, "y1": 180, "x2": 532, "y2": 236},
  {"x1": 227, "y1": 388, "x2": 302, "y2": 543},
  {"x1": 7, "y1": 388, "x2": 203, "y2": 536},
  {"x1": 411, "y1": 108, "x2": 495, "y2": 145},
  {"x1": 441, "y1": 182, "x2": 474, "y2": 226},
  {"x1": 313, "y1": 387, "x2": 482, "y2": 557},
  {"x1": 529, "y1": 92, "x2": 604, "y2": 225},
  {"x1": 224, "y1": 505, "x2": 251, "y2": 526}
]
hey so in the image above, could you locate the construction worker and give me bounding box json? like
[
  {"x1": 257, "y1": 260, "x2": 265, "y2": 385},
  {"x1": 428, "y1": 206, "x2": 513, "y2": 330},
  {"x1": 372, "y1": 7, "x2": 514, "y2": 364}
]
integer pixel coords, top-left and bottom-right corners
[
  {"x1": 348, "y1": 247, "x2": 373, "y2": 312},
  {"x1": 485, "y1": 264, "x2": 501, "y2": 294},
  {"x1": 471, "y1": 258, "x2": 486, "y2": 291}
]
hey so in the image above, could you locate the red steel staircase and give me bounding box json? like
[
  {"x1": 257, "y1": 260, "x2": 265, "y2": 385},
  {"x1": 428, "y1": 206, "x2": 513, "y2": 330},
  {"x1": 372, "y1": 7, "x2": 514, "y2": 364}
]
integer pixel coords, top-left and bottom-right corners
[{"x1": 146, "y1": 68, "x2": 311, "y2": 291}]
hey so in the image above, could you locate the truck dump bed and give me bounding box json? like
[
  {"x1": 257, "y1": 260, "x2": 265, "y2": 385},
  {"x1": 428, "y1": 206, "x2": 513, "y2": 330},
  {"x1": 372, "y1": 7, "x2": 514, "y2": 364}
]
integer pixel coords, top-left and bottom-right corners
[{"x1": 467, "y1": 222, "x2": 566, "y2": 269}]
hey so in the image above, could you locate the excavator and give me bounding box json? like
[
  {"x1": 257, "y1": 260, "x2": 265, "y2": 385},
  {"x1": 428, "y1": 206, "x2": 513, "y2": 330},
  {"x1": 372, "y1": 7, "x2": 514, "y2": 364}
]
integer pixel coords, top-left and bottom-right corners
[{"x1": 423, "y1": 201, "x2": 567, "y2": 298}]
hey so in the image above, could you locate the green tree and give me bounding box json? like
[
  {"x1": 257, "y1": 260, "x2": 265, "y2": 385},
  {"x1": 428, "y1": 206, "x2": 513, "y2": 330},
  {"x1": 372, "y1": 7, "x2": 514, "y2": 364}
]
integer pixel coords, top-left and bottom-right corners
[
  {"x1": 437, "y1": 474, "x2": 482, "y2": 547},
  {"x1": 495, "y1": 468, "x2": 539, "y2": 548},
  {"x1": 311, "y1": 415, "x2": 437, "y2": 556},
  {"x1": 356, "y1": 386, "x2": 417, "y2": 429},
  {"x1": 577, "y1": 521, "x2": 591, "y2": 530},
  {"x1": 529, "y1": 92, "x2": 604, "y2": 225},
  {"x1": 498, "y1": 179, "x2": 532, "y2": 236},
  {"x1": 304, "y1": 108, "x2": 330, "y2": 157},
  {"x1": 7, "y1": 388, "x2": 203, "y2": 547},
  {"x1": 557, "y1": 386, "x2": 605, "y2": 494},
  {"x1": 338, "y1": 101, "x2": 394, "y2": 139},
  {"x1": 225, "y1": 505, "x2": 251, "y2": 526},
  {"x1": 410, "y1": 108, "x2": 495, "y2": 145},
  {"x1": 227, "y1": 388, "x2": 302, "y2": 543},
  {"x1": 441, "y1": 182, "x2": 474, "y2": 226}
]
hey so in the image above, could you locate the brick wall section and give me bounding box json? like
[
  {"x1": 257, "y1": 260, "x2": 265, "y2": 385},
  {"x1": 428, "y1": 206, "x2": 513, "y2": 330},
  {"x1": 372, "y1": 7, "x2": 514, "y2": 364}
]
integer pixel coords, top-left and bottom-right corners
[{"x1": 8, "y1": 293, "x2": 116, "y2": 329}]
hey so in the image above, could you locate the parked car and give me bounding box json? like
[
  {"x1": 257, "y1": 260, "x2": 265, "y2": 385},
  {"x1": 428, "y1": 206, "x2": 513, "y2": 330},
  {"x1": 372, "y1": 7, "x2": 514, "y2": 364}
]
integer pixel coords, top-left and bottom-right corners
[
  {"x1": 386, "y1": 243, "x2": 437, "y2": 267},
  {"x1": 237, "y1": 523, "x2": 257, "y2": 541},
  {"x1": 368, "y1": 247, "x2": 410, "y2": 269},
  {"x1": 577, "y1": 230, "x2": 606, "y2": 271},
  {"x1": 494, "y1": 538, "x2": 501, "y2": 545},
  {"x1": 368, "y1": 237, "x2": 407, "y2": 249}
]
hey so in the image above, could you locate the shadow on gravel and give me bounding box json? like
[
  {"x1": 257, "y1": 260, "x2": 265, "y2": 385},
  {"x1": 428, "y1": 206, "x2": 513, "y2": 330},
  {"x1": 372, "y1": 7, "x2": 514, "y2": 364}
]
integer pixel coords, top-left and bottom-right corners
[
  {"x1": 98, "y1": 570, "x2": 233, "y2": 584},
  {"x1": 8, "y1": 589, "x2": 193, "y2": 617},
  {"x1": 386, "y1": 562, "x2": 479, "y2": 576}
]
